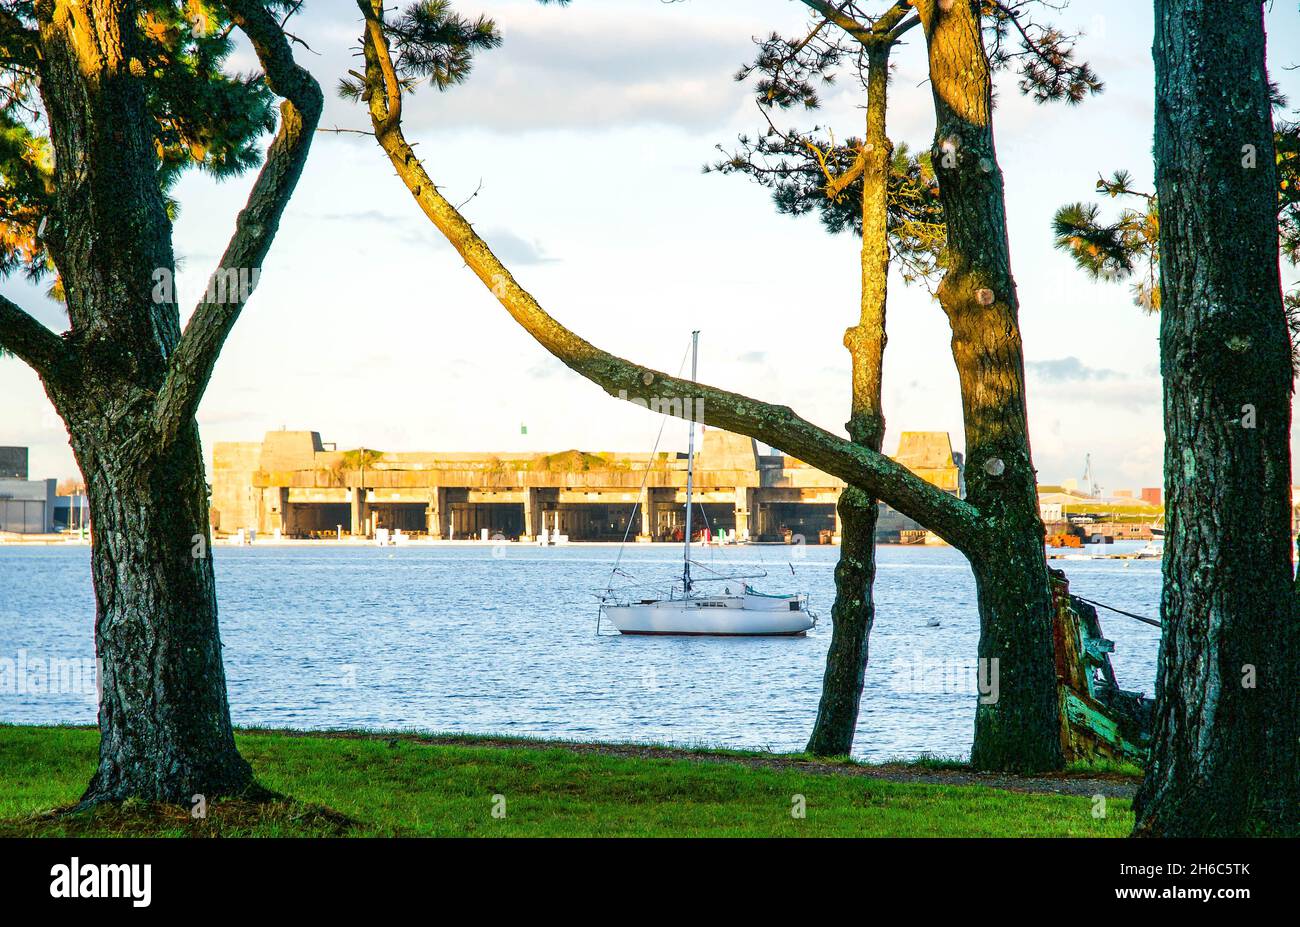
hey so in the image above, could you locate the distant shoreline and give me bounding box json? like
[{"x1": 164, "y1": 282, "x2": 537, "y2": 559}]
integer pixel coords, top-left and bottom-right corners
[{"x1": 0, "y1": 535, "x2": 908, "y2": 548}]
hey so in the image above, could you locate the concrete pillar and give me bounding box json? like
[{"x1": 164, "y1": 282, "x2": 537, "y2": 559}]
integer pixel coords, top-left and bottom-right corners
[
  {"x1": 349, "y1": 487, "x2": 370, "y2": 538},
  {"x1": 637, "y1": 486, "x2": 653, "y2": 542},
  {"x1": 524, "y1": 487, "x2": 544, "y2": 542},
  {"x1": 426, "y1": 487, "x2": 448, "y2": 538},
  {"x1": 275, "y1": 487, "x2": 290, "y2": 536},
  {"x1": 733, "y1": 487, "x2": 751, "y2": 542}
]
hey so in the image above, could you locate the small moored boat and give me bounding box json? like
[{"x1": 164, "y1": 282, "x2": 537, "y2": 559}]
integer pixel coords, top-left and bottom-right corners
[
  {"x1": 607, "y1": 584, "x2": 814, "y2": 636},
  {"x1": 597, "y1": 331, "x2": 815, "y2": 637}
]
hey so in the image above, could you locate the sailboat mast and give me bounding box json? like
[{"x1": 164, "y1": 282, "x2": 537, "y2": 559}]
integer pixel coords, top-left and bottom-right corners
[{"x1": 682, "y1": 330, "x2": 699, "y2": 593}]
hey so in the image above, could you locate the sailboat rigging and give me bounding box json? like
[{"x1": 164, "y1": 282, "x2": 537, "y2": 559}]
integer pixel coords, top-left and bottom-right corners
[{"x1": 597, "y1": 331, "x2": 817, "y2": 636}]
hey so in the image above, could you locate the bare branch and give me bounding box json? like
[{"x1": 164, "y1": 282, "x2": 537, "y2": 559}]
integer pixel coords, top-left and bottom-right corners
[
  {"x1": 797, "y1": 0, "x2": 876, "y2": 44},
  {"x1": 152, "y1": 0, "x2": 324, "y2": 453},
  {"x1": 797, "y1": 0, "x2": 914, "y2": 46},
  {"x1": 888, "y1": 11, "x2": 922, "y2": 42},
  {"x1": 810, "y1": 138, "x2": 868, "y2": 198}
]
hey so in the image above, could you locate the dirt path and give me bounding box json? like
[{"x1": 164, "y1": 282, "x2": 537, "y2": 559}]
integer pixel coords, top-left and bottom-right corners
[{"x1": 274, "y1": 729, "x2": 1141, "y2": 799}]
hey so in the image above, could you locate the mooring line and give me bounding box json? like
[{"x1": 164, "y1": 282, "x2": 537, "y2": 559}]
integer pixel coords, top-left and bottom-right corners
[{"x1": 1073, "y1": 594, "x2": 1162, "y2": 628}]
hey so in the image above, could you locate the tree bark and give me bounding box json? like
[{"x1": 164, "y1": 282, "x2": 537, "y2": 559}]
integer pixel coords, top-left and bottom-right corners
[
  {"x1": 913, "y1": 0, "x2": 1061, "y2": 772},
  {"x1": 807, "y1": 43, "x2": 891, "y2": 757},
  {"x1": 808, "y1": 486, "x2": 878, "y2": 755},
  {"x1": 69, "y1": 417, "x2": 256, "y2": 803},
  {"x1": 0, "y1": 1, "x2": 321, "y2": 805},
  {"x1": 1135, "y1": 0, "x2": 1299, "y2": 836}
]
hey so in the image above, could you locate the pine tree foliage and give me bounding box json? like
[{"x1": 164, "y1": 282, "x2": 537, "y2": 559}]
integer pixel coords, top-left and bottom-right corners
[
  {"x1": 1052, "y1": 171, "x2": 1160, "y2": 312},
  {"x1": 1055, "y1": 103, "x2": 1300, "y2": 363},
  {"x1": 1278, "y1": 114, "x2": 1300, "y2": 265},
  {"x1": 704, "y1": 5, "x2": 946, "y2": 286},
  {"x1": 337, "y1": 0, "x2": 507, "y2": 100},
  {"x1": 0, "y1": 0, "x2": 289, "y2": 296},
  {"x1": 711, "y1": 127, "x2": 946, "y2": 285},
  {"x1": 982, "y1": 0, "x2": 1103, "y2": 104}
]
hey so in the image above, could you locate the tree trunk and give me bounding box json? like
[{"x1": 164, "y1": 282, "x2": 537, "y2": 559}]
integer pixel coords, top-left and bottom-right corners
[
  {"x1": 37, "y1": 1, "x2": 253, "y2": 805},
  {"x1": 914, "y1": 0, "x2": 1062, "y2": 772},
  {"x1": 1, "y1": 1, "x2": 317, "y2": 807},
  {"x1": 67, "y1": 414, "x2": 256, "y2": 805},
  {"x1": 807, "y1": 44, "x2": 891, "y2": 757},
  {"x1": 808, "y1": 486, "x2": 878, "y2": 754},
  {"x1": 1134, "y1": 0, "x2": 1299, "y2": 836}
]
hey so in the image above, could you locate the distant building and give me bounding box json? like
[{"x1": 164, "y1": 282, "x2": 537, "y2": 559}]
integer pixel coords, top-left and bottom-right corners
[
  {"x1": 52, "y1": 494, "x2": 90, "y2": 531},
  {"x1": 0, "y1": 446, "x2": 55, "y2": 533},
  {"x1": 0, "y1": 446, "x2": 28, "y2": 479},
  {"x1": 1037, "y1": 482, "x2": 1163, "y2": 541},
  {"x1": 211, "y1": 428, "x2": 965, "y2": 544},
  {"x1": 875, "y1": 432, "x2": 965, "y2": 539},
  {"x1": 1141, "y1": 487, "x2": 1162, "y2": 506}
]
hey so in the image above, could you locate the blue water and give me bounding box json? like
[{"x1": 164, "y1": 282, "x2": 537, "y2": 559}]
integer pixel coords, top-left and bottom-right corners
[{"x1": 0, "y1": 542, "x2": 1162, "y2": 761}]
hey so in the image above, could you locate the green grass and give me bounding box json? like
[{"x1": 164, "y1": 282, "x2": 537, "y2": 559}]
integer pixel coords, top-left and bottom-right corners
[
  {"x1": 1065, "y1": 757, "x2": 1146, "y2": 778},
  {"x1": 0, "y1": 725, "x2": 1133, "y2": 837}
]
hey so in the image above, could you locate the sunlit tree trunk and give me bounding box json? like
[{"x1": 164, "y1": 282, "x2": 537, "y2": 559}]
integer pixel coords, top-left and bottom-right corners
[
  {"x1": 69, "y1": 419, "x2": 255, "y2": 803},
  {"x1": 807, "y1": 44, "x2": 891, "y2": 757},
  {"x1": 913, "y1": 0, "x2": 1061, "y2": 772},
  {"x1": 1134, "y1": 0, "x2": 1300, "y2": 836}
]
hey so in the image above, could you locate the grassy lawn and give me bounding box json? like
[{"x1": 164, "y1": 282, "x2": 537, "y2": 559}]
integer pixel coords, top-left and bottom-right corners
[{"x1": 0, "y1": 725, "x2": 1133, "y2": 837}]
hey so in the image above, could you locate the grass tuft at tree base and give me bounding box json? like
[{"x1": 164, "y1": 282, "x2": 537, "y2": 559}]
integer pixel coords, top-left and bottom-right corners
[{"x1": 0, "y1": 725, "x2": 1134, "y2": 837}]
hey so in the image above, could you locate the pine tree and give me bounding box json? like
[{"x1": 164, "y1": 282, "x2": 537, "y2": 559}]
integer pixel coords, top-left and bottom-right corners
[
  {"x1": 707, "y1": 0, "x2": 1098, "y2": 758},
  {"x1": 1140, "y1": 0, "x2": 1298, "y2": 836},
  {"x1": 0, "y1": 0, "x2": 322, "y2": 804},
  {"x1": 707, "y1": 4, "x2": 936, "y2": 758},
  {"x1": 1055, "y1": 2, "x2": 1300, "y2": 836},
  {"x1": 1054, "y1": 115, "x2": 1300, "y2": 339}
]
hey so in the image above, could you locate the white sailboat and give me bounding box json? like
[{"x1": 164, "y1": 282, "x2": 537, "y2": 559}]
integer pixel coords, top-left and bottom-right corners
[{"x1": 598, "y1": 332, "x2": 817, "y2": 637}]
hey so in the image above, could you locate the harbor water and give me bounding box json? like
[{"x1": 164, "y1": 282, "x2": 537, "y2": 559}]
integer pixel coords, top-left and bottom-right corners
[{"x1": 0, "y1": 542, "x2": 1161, "y2": 761}]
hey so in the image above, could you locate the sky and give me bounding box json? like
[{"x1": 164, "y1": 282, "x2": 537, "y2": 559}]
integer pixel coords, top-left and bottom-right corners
[{"x1": 3, "y1": 0, "x2": 1300, "y2": 494}]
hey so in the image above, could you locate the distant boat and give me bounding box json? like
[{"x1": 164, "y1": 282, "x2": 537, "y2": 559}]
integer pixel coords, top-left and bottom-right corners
[
  {"x1": 1135, "y1": 541, "x2": 1163, "y2": 560},
  {"x1": 598, "y1": 332, "x2": 816, "y2": 637}
]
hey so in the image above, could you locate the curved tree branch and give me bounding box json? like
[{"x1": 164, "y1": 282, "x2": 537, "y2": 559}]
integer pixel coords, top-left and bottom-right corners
[
  {"x1": 0, "y1": 292, "x2": 68, "y2": 379},
  {"x1": 152, "y1": 0, "x2": 324, "y2": 454},
  {"x1": 355, "y1": 1, "x2": 984, "y2": 552}
]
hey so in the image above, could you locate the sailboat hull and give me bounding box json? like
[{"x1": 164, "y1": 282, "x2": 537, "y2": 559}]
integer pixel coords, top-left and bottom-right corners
[
  {"x1": 599, "y1": 335, "x2": 813, "y2": 638},
  {"x1": 604, "y1": 594, "x2": 815, "y2": 636}
]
